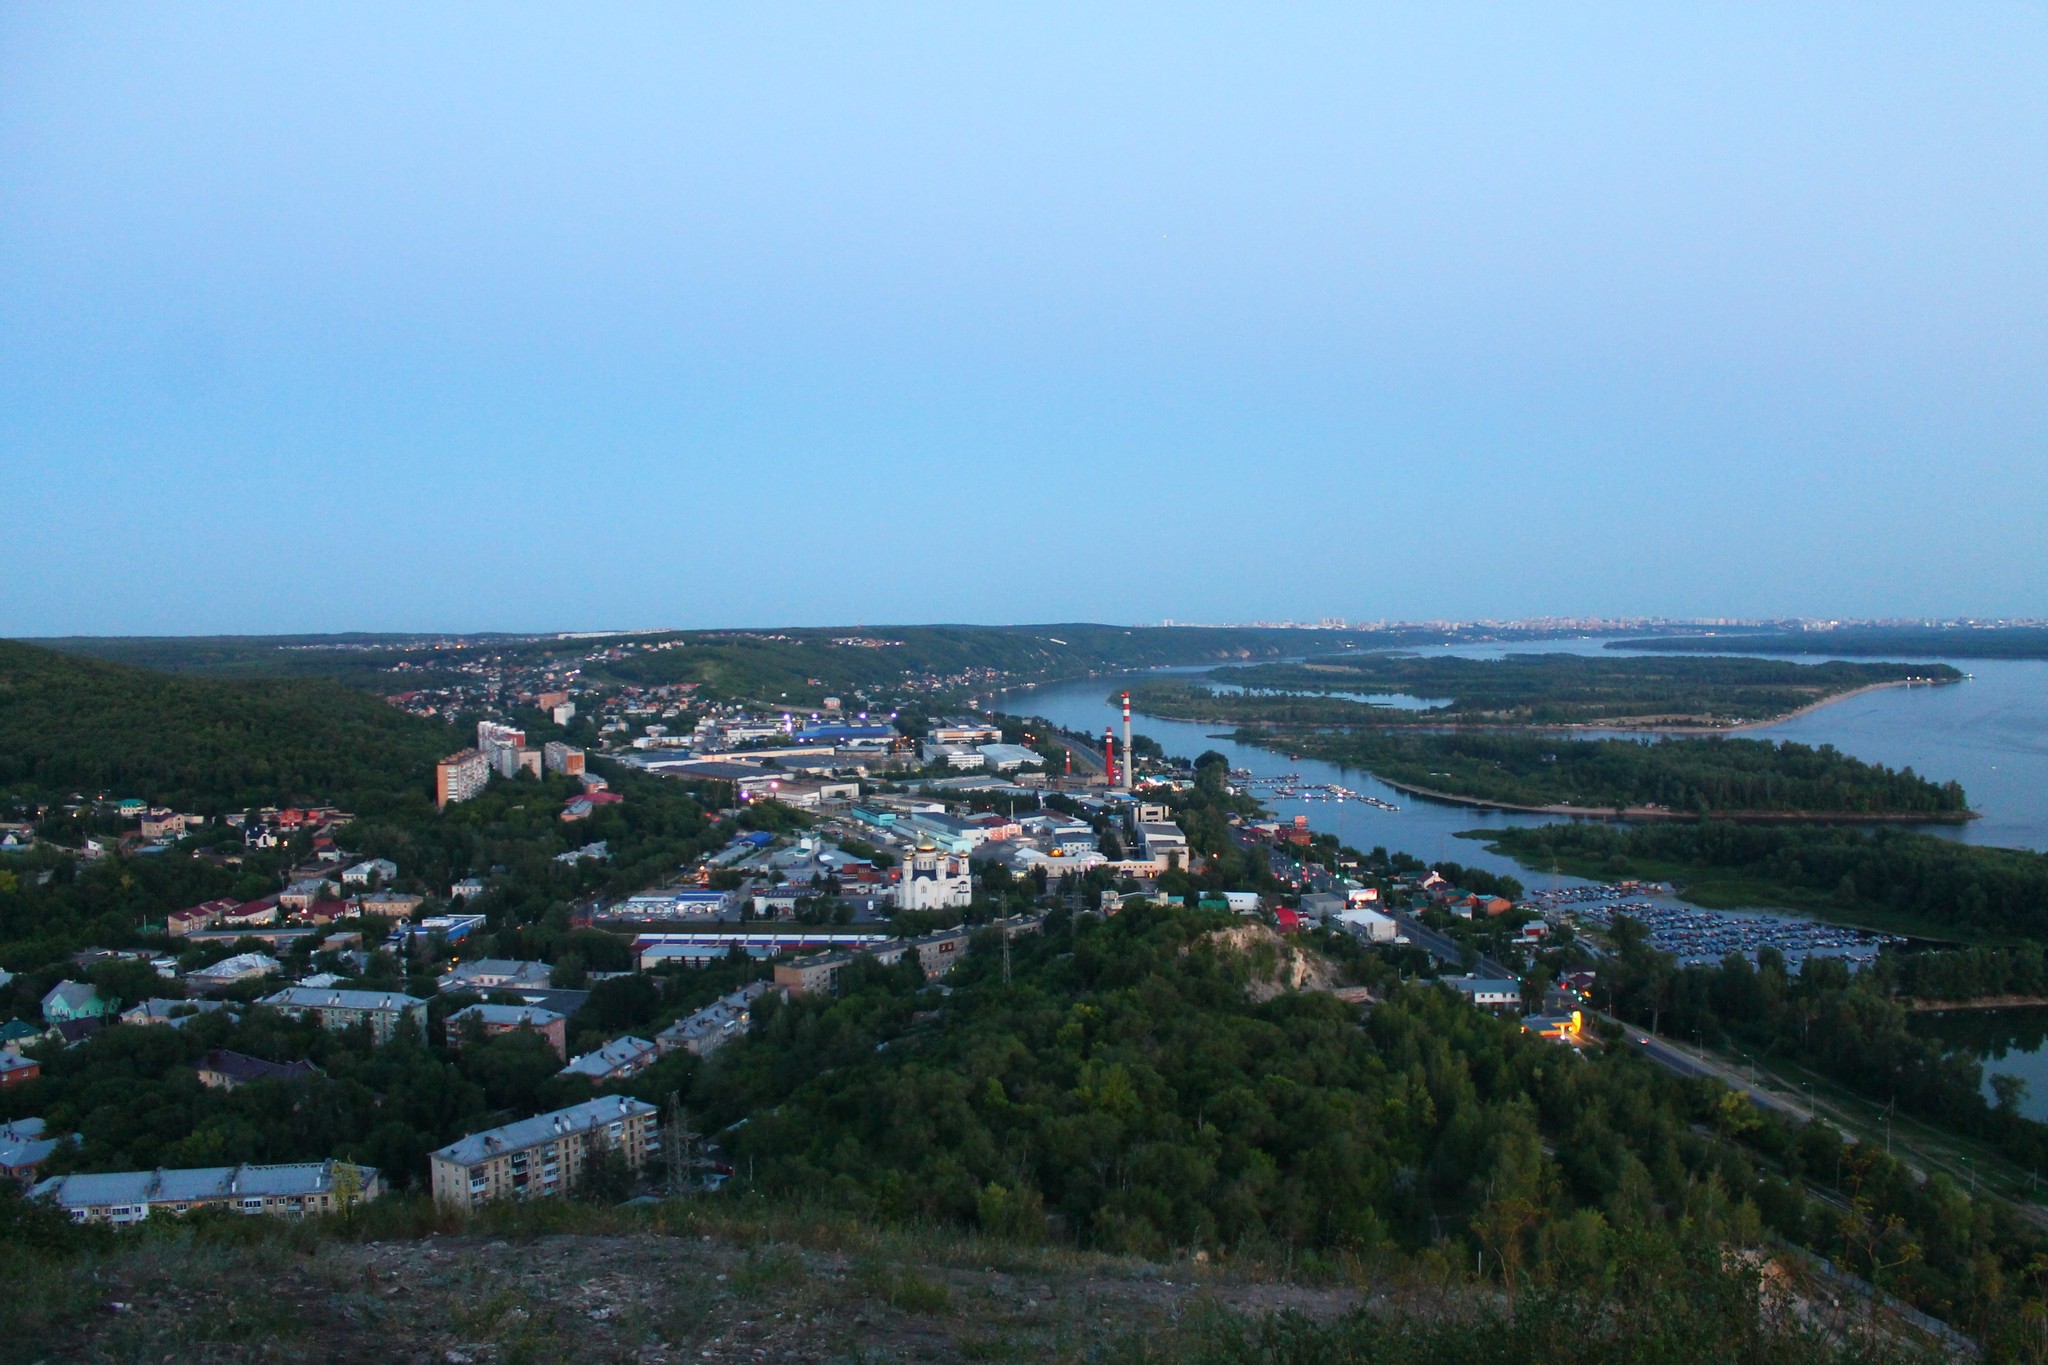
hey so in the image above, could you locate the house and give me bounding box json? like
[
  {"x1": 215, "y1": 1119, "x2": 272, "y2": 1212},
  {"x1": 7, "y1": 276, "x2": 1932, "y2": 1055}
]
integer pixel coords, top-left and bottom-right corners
[
  {"x1": 34, "y1": 1160, "x2": 381, "y2": 1224},
  {"x1": 449, "y1": 878, "x2": 487, "y2": 901},
  {"x1": 221, "y1": 897, "x2": 281, "y2": 928},
  {"x1": 437, "y1": 959, "x2": 554, "y2": 994},
  {"x1": 1443, "y1": 976, "x2": 1523, "y2": 1013},
  {"x1": 340, "y1": 859, "x2": 398, "y2": 887},
  {"x1": 428, "y1": 1096, "x2": 658, "y2": 1211},
  {"x1": 259, "y1": 987, "x2": 430, "y2": 1043},
  {"x1": 187, "y1": 953, "x2": 283, "y2": 992},
  {"x1": 559, "y1": 1035, "x2": 658, "y2": 1083},
  {"x1": 119, "y1": 998, "x2": 230, "y2": 1028},
  {"x1": 297, "y1": 899, "x2": 352, "y2": 925},
  {"x1": 193, "y1": 1049, "x2": 320, "y2": 1090},
  {"x1": 358, "y1": 891, "x2": 425, "y2": 920},
  {"x1": 139, "y1": 810, "x2": 188, "y2": 840},
  {"x1": 0, "y1": 1019, "x2": 43, "y2": 1049},
  {"x1": 40, "y1": 981, "x2": 111, "y2": 1025},
  {"x1": 0, "y1": 1118, "x2": 59, "y2": 1181},
  {"x1": 278, "y1": 880, "x2": 334, "y2": 913},
  {"x1": 168, "y1": 898, "x2": 237, "y2": 936},
  {"x1": 0, "y1": 1052, "x2": 39, "y2": 1088},
  {"x1": 445, "y1": 1003, "x2": 568, "y2": 1059}
]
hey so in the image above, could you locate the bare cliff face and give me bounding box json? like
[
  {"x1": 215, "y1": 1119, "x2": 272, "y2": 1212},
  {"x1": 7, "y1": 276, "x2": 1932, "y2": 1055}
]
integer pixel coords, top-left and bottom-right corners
[{"x1": 1201, "y1": 922, "x2": 1343, "y2": 1001}]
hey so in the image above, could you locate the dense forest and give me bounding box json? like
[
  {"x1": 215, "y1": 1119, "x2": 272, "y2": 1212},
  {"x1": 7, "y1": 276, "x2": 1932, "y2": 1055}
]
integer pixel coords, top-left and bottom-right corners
[
  {"x1": 1477, "y1": 822, "x2": 2048, "y2": 940},
  {"x1": 1249, "y1": 729, "x2": 1968, "y2": 818},
  {"x1": 684, "y1": 903, "x2": 2048, "y2": 1347},
  {"x1": 0, "y1": 639, "x2": 456, "y2": 813},
  {"x1": 1612, "y1": 626, "x2": 2048, "y2": 660},
  {"x1": 1150, "y1": 653, "x2": 1958, "y2": 727}
]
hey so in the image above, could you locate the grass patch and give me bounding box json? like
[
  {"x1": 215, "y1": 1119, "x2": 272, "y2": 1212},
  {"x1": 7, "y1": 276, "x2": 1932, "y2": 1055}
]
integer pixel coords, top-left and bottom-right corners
[{"x1": 856, "y1": 1256, "x2": 953, "y2": 1313}]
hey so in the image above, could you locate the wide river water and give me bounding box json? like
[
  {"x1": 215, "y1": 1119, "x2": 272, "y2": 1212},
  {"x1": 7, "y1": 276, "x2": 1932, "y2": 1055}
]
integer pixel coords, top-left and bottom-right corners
[{"x1": 1001, "y1": 638, "x2": 2048, "y2": 889}]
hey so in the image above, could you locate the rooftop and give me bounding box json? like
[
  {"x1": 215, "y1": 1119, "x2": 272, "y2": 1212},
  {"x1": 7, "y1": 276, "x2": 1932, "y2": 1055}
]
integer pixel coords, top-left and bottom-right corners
[{"x1": 430, "y1": 1096, "x2": 657, "y2": 1167}]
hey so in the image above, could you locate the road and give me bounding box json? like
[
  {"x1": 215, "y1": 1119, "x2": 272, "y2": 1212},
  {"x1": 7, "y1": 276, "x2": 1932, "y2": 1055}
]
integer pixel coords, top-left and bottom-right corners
[
  {"x1": 1609, "y1": 1016, "x2": 1819, "y2": 1124},
  {"x1": 1389, "y1": 910, "x2": 1516, "y2": 980}
]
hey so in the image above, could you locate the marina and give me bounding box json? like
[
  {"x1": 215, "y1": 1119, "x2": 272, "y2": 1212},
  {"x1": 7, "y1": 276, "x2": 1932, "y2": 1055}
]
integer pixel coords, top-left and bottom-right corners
[
  {"x1": 1544, "y1": 888, "x2": 1896, "y2": 971},
  {"x1": 1230, "y1": 768, "x2": 1400, "y2": 810}
]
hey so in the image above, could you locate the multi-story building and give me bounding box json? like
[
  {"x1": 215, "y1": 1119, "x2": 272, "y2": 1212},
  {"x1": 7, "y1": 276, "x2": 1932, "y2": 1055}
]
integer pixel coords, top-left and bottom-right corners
[
  {"x1": 34, "y1": 1160, "x2": 381, "y2": 1224},
  {"x1": 358, "y1": 891, "x2": 425, "y2": 919},
  {"x1": 436, "y1": 749, "x2": 490, "y2": 809},
  {"x1": 773, "y1": 943, "x2": 907, "y2": 997},
  {"x1": 436, "y1": 958, "x2": 553, "y2": 994},
  {"x1": 1136, "y1": 821, "x2": 1190, "y2": 872},
  {"x1": 258, "y1": 986, "x2": 430, "y2": 1043},
  {"x1": 445, "y1": 1002, "x2": 568, "y2": 1060},
  {"x1": 654, "y1": 983, "x2": 776, "y2": 1057},
  {"x1": 558, "y1": 1035, "x2": 658, "y2": 1083},
  {"x1": 542, "y1": 741, "x2": 586, "y2": 777},
  {"x1": 428, "y1": 1097, "x2": 658, "y2": 1210}
]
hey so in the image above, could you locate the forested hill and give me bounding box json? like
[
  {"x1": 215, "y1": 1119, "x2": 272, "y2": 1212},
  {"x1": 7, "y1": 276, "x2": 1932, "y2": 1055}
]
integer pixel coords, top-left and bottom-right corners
[
  {"x1": 0, "y1": 639, "x2": 454, "y2": 813},
  {"x1": 31, "y1": 623, "x2": 1619, "y2": 705},
  {"x1": 1611, "y1": 626, "x2": 2048, "y2": 660}
]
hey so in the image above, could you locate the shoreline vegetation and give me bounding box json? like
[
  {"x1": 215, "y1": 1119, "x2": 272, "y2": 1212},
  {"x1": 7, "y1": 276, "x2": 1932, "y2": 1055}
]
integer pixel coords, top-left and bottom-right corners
[
  {"x1": 1364, "y1": 768, "x2": 1977, "y2": 824},
  {"x1": 1220, "y1": 728, "x2": 1970, "y2": 821},
  {"x1": 1132, "y1": 654, "x2": 1961, "y2": 731}
]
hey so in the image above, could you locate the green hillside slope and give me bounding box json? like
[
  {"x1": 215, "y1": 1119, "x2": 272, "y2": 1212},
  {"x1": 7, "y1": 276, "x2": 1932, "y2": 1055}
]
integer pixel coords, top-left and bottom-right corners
[{"x1": 0, "y1": 639, "x2": 455, "y2": 812}]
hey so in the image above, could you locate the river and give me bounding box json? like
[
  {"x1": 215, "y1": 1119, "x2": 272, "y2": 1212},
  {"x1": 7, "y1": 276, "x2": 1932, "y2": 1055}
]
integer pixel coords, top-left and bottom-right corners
[{"x1": 1000, "y1": 638, "x2": 2048, "y2": 889}]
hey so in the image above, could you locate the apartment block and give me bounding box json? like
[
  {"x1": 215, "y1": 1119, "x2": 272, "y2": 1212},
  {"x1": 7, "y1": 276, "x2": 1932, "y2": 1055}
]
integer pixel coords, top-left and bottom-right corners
[
  {"x1": 436, "y1": 749, "x2": 490, "y2": 809},
  {"x1": 428, "y1": 1097, "x2": 659, "y2": 1210},
  {"x1": 34, "y1": 1160, "x2": 381, "y2": 1224},
  {"x1": 259, "y1": 986, "x2": 430, "y2": 1043}
]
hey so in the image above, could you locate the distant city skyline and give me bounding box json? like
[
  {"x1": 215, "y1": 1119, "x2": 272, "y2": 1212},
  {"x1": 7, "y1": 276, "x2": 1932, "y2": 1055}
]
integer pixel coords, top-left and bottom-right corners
[{"x1": 4, "y1": 4, "x2": 2044, "y2": 635}]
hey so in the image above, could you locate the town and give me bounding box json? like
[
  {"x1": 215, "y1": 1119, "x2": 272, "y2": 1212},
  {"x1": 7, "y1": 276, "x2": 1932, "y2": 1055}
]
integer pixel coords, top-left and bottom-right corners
[{"x1": 1, "y1": 676, "x2": 1657, "y2": 1226}]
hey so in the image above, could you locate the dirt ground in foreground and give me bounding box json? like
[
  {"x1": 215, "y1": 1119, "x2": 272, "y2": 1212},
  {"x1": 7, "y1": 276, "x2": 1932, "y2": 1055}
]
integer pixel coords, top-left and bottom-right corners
[{"x1": 29, "y1": 1230, "x2": 1371, "y2": 1365}]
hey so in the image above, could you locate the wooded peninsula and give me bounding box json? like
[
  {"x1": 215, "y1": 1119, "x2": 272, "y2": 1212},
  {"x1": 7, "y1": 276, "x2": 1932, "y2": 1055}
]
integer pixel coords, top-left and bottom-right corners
[{"x1": 1131, "y1": 653, "x2": 1961, "y2": 730}]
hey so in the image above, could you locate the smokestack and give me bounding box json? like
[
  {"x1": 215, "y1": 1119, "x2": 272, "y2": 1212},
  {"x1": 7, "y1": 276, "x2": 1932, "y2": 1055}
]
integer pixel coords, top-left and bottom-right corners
[
  {"x1": 1104, "y1": 727, "x2": 1116, "y2": 789},
  {"x1": 1121, "y1": 692, "x2": 1133, "y2": 794}
]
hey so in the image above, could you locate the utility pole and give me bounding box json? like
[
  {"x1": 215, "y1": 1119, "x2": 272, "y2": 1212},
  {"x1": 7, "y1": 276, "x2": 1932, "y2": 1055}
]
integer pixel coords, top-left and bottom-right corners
[{"x1": 1003, "y1": 931, "x2": 1012, "y2": 985}]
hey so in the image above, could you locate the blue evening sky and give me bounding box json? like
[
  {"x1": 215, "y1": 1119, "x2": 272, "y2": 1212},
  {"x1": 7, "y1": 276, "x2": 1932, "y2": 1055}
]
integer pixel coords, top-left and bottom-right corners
[{"x1": 3, "y1": 4, "x2": 2044, "y2": 634}]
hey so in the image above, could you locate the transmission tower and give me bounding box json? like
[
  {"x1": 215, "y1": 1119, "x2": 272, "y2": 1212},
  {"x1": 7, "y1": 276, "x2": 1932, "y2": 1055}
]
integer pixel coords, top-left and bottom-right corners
[{"x1": 665, "y1": 1090, "x2": 698, "y2": 1195}]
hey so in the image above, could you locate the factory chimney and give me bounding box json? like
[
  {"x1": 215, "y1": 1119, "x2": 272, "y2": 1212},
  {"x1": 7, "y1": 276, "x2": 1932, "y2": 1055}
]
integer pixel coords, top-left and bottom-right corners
[
  {"x1": 1121, "y1": 692, "x2": 1133, "y2": 793},
  {"x1": 1103, "y1": 727, "x2": 1117, "y2": 789}
]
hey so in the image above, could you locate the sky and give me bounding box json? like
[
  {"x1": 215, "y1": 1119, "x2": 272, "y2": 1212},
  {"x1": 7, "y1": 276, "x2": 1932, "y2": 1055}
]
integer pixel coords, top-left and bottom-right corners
[{"x1": 3, "y1": 3, "x2": 2045, "y2": 635}]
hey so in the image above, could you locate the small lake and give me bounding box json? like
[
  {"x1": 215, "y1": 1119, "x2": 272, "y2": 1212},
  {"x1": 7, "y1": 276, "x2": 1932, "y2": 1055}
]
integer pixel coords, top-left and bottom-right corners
[{"x1": 1913, "y1": 1007, "x2": 2048, "y2": 1124}]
